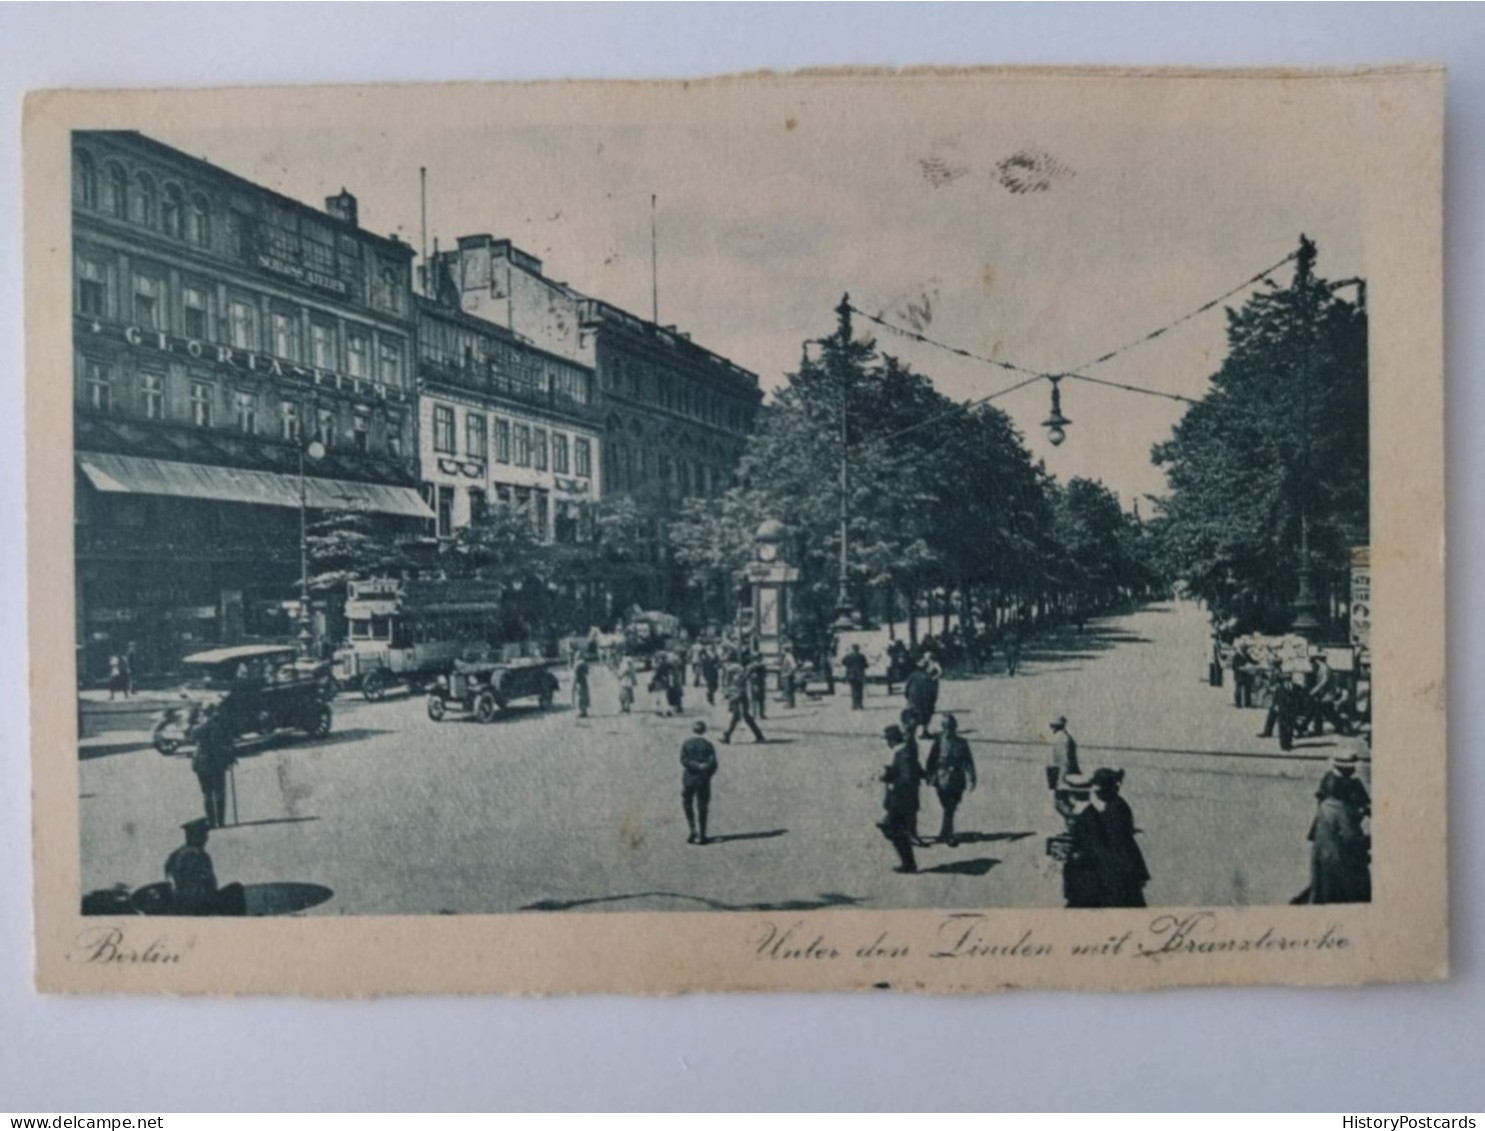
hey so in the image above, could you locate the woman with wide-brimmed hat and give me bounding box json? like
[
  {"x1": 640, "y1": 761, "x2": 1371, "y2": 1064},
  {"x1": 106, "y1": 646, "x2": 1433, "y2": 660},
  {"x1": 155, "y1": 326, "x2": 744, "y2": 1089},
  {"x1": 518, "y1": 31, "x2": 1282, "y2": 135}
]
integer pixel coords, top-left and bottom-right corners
[
  {"x1": 1090, "y1": 767, "x2": 1150, "y2": 907},
  {"x1": 1307, "y1": 745, "x2": 1371, "y2": 904}
]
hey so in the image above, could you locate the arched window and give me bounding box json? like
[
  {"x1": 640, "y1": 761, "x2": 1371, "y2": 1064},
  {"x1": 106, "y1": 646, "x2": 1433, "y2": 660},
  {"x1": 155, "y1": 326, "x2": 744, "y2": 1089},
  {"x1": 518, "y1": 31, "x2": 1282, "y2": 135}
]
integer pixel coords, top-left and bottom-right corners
[
  {"x1": 186, "y1": 194, "x2": 209, "y2": 245},
  {"x1": 73, "y1": 150, "x2": 97, "y2": 209},
  {"x1": 104, "y1": 162, "x2": 128, "y2": 217},
  {"x1": 161, "y1": 184, "x2": 184, "y2": 238},
  {"x1": 131, "y1": 172, "x2": 157, "y2": 227}
]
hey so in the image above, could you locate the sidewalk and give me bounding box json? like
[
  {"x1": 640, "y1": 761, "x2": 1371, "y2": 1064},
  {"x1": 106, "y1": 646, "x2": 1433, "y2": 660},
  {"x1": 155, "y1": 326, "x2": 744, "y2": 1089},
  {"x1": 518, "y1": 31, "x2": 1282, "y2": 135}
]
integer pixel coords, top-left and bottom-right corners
[{"x1": 78, "y1": 691, "x2": 178, "y2": 738}]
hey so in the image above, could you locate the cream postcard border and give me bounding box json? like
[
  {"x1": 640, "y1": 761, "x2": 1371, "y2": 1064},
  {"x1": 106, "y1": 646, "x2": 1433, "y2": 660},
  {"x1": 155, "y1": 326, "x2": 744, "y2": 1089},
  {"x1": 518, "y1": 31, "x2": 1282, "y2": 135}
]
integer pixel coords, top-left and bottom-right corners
[{"x1": 25, "y1": 68, "x2": 1447, "y2": 995}]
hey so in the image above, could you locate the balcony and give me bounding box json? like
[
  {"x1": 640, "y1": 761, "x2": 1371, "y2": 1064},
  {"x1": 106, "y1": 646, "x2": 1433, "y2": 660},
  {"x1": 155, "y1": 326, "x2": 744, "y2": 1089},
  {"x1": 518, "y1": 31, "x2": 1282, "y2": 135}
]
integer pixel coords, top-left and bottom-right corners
[{"x1": 419, "y1": 358, "x2": 601, "y2": 425}]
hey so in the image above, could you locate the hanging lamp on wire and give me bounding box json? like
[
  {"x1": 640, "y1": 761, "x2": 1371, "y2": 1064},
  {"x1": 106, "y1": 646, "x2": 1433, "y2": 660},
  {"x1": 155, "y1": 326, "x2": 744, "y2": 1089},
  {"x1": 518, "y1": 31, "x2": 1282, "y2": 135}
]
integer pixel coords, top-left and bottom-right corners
[{"x1": 1042, "y1": 374, "x2": 1071, "y2": 446}]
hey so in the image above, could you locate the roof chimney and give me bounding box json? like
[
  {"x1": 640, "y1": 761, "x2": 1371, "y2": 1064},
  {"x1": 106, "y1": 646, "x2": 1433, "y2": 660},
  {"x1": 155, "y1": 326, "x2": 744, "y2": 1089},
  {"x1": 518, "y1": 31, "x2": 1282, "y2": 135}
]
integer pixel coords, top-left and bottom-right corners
[{"x1": 325, "y1": 189, "x2": 358, "y2": 228}]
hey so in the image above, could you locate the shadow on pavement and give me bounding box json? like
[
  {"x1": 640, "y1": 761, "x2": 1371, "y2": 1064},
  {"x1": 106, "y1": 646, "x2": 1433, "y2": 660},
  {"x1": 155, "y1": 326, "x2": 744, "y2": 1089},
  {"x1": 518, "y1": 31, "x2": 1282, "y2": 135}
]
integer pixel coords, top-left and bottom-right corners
[
  {"x1": 520, "y1": 890, "x2": 863, "y2": 913},
  {"x1": 79, "y1": 738, "x2": 157, "y2": 761},
  {"x1": 949, "y1": 830, "x2": 1036, "y2": 845},
  {"x1": 219, "y1": 815, "x2": 321, "y2": 830},
  {"x1": 242, "y1": 882, "x2": 334, "y2": 915},
  {"x1": 705, "y1": 828, "x2": 787, "y2": 844},
  {"x1": 84, "y1": 880, "x2": 334, "y2": 916},
  {"x1": 919, "y1": 857, "x2": 999, "y2": 876}
]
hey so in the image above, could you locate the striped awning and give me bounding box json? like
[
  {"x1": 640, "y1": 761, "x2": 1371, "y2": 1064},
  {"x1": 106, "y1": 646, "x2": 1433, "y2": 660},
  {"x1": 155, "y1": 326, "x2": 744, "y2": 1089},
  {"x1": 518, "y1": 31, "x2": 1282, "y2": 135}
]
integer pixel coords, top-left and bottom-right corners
[{"x1": 77, "y1": 451, "x2": 434, "y2": 520}]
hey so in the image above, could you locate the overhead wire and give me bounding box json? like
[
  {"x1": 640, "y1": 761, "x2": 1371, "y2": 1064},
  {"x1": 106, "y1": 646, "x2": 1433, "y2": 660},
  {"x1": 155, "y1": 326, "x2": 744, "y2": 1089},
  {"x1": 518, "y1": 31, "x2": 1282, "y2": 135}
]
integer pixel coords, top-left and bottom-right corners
[{"x1": 847, "y1": 247, "x2": 1300, "y2": 413}]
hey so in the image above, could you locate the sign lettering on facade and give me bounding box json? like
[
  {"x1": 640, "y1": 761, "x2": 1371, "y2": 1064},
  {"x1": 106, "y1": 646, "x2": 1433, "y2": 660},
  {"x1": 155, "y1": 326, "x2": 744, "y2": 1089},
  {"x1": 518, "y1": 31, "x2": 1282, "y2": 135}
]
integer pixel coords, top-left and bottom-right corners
[
  {"x1": 253, "y1": 252, "x2": 352, "y2": 297},
  {"x1": 101, "y1": 321, "x2": 404, "y2": 402}
]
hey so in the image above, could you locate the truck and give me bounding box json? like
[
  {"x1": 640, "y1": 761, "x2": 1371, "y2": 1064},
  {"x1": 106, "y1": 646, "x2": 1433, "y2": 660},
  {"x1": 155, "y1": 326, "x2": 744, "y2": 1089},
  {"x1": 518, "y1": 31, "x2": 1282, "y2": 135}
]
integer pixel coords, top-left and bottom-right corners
[{"x1": 332, "y1": 577, "x2": 514, "y2": 701}]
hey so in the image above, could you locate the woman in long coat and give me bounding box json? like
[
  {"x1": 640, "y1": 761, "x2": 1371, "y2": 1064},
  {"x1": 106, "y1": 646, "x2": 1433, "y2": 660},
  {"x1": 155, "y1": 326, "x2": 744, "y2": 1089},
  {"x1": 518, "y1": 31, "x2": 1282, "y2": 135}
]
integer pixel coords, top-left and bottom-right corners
[
  {"x1": 878, "y1": 725, "x2": 923, "y2": 874},
  {"x1": 1060, "y1": 773, "x2": 1105, "y2": 908},
  {"x1": 1090, "y1": 768, "x2": 1151, "y2": 907},
  {"x1": 1308, "y1": 750, "x2": 1371, "y2": 903}
]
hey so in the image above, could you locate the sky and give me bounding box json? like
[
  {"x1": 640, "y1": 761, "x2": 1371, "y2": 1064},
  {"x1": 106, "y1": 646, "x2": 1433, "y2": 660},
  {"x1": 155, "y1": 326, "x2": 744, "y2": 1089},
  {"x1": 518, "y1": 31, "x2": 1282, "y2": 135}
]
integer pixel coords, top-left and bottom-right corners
[{"x1": 150, "y1": 73, "x2": 1365, "y2": 507}]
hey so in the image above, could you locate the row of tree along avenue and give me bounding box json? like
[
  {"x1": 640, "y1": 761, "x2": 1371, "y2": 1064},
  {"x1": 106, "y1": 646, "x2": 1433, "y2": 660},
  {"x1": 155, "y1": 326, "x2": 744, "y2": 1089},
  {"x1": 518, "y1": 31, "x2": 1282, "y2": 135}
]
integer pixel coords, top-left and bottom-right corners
[
  {"x1": 303, "y1": 236, "x2": 1363, "y2": 659},
  {"x1": 668, "y1": 301, "x2": 1164, "y2": 659},
  {"x1": 1149, "y1": 236, "x2": 1368, "y2": 639}
]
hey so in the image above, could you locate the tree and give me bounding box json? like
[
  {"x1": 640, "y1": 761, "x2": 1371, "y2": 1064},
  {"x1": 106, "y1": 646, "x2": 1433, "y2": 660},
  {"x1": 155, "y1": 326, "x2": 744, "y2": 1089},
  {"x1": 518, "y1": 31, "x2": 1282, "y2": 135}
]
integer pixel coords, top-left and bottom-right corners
[
  {"x1": 305, "y1": 510, "x2": 414, "y2": 594},
  {"x1": 444, "y1": 503, "x2": 544, "y2": 583},
  {"x1": 1150, "y1": 237, "x2": 1367, "y2": 632}
]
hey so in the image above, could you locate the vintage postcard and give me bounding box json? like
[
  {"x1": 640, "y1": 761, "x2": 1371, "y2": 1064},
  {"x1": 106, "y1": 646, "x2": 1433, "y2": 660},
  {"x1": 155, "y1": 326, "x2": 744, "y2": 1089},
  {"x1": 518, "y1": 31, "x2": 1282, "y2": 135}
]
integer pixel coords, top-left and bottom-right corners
[{"x1": 26, "y1": 67, "x2": 1446, "y2": 995}]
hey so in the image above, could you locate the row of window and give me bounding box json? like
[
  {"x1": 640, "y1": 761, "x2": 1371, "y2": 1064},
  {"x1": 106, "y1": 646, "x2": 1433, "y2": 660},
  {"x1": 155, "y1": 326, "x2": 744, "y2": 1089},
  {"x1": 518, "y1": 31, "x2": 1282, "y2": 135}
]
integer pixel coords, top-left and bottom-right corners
[
  {"x1": 428, "y1": 483, "x2": 591, "y2": 543},
  {"x1": 429, "y1": 403, "x2": 592, "y2": 478},
  {"x1": 79, "y1": 358, "x2": 405, "y2": 457},
  {"x1": 77, "y1": 250, "x2": 405, "y2": 383},
  {"x1": 419, "y1": 316, "x2": 594, "y2": 407},
  {"x1": 606, "y1": 353, "x2": 751, "y2": 432},
  {"x1": 603, "y1": 440, "x2": 727, "y2": 499},
  {"x1": 74, "y1": 150, "x2": 212, "y2": 247},
  {"x1": 74, "y1": 148, "x2": 407, "y2": 318}
]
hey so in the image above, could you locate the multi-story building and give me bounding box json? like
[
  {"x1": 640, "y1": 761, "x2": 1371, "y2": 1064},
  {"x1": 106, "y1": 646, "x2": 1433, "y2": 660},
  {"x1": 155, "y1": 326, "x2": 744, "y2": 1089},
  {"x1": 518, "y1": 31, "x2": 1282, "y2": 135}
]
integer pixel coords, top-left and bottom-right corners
[
  {"x1": 415, "y1": 290, "x2": 602, "y2": 546},
  {"x1": 428, "y1": 234, "x2": 762, "y2": 610},
  {"x1": 71, "y1": 130, "x2": 431, "y2": 683}
]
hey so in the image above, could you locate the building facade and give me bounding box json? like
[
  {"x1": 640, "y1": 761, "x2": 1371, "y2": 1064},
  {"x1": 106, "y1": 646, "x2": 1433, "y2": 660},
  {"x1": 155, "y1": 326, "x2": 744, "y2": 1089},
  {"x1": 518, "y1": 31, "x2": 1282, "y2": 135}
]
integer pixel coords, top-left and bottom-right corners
[
  {"x1": 71, "y1": 130, "x2": 431, "y2": 683},
  {"x1": 415, "y1": 292, "x2": 602, "y2": 545},
  {"x1": 428, "y1": 234, "x2": 762, "y2": 611}
]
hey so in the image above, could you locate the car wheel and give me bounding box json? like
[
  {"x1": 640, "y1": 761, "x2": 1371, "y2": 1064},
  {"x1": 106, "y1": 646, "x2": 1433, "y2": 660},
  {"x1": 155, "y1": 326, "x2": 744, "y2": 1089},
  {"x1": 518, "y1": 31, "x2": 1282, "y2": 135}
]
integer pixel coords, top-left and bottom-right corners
[
  {"x1": 362, "y1": 670, "x2": 388, "y2": 702},
  {"x1": 153, "y1": 736, "x2": 181, "y2": 756},
  {"x1": 475, "y1": 691, "x2": 499, "y2": 724},
  {"x1": 538, "y1": 687, "x2": 555, "y2": 709},
  {"x1": 426, "y1": 694, "x2": 446, "y2": 722},
  {"x1": 305, "y1": 704, "x2": 333, "y2": 738}
]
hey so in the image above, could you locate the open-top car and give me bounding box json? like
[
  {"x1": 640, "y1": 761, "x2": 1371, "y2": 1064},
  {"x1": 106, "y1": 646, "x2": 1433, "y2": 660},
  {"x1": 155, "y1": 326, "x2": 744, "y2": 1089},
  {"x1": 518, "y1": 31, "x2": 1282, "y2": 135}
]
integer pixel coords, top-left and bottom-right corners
[
  {"x1": 152, "y1": 644, "x2": 334, "y2": 753},
  {"x1": 426, "y1": 658, "x2": 560, "y2": 723}
]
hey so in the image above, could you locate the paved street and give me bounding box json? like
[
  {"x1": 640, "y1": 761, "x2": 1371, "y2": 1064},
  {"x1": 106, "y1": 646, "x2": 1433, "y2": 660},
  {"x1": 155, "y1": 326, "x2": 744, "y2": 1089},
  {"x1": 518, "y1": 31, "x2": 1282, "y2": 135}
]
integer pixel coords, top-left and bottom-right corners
[{"x1": 80, "y1": 599, "x2": 1367, "y2": 914}]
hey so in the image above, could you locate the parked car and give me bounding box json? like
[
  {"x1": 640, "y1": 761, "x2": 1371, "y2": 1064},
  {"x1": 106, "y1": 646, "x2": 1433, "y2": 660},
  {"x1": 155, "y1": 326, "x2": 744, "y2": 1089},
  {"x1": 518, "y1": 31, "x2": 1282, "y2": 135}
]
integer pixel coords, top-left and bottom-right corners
[
  {"x1": 153, "y1": 644, "x2": 333, "y2": 753},
  {"x1": 426, "y1": 659, "x2": 559, "y2": 723}
]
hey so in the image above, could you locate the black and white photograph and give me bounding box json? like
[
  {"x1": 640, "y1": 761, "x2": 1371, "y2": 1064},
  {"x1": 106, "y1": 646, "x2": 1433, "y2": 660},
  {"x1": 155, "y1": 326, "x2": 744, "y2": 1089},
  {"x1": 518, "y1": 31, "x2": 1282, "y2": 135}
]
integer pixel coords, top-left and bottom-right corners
[{"x1": 25, "y1": 66, "x2": 1445, "y2": 996}]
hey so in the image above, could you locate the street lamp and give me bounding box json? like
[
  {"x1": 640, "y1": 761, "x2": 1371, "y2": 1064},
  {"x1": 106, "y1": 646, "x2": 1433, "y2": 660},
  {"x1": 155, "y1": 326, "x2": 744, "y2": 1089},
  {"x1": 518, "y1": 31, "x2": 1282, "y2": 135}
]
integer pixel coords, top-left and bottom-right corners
[
  {"x1": 1289, "y1": 235, "x2": 1322, "y2": 639},
  {"x1": 1042, "y1": 375, "x2": 1071, "y2": 447},
  {"x1": 803, "y1": 300, "x2": 860, "y2": 634},
  {"x1": 298, "y1": 433, "x2": 327, "y2": 657}
]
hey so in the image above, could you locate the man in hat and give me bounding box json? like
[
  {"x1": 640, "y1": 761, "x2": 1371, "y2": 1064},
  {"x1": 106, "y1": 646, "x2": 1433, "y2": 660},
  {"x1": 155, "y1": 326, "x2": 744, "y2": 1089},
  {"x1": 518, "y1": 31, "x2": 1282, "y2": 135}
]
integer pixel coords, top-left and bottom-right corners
[
  {"x1": 164, "y1": 819, "x2": 245, "y2": 916},
  {"x1": 903, "y1": 661, "x2": 936, "y2": 740},
  {"x1": 1307, "y1": 747, "x2": 1371, "y2": 903},
  {"x1": 747, "y1": 652, "x2": 769, "y2": 720},
  {"x1": 1090, "y1": 767, "x2": 1150, "y2": 907},
  {"x1": 1047, "y1": 715, "x2": 1080, "y2": 823},
  {"x1": 898, "y1": 708, "x2": 931, "y2": 847},
  {"x1": 1231, "y1": 644, "x2": 1254, "y2": 709},
  {"x1": 841, "y1": 643, "x2": 869, "y2": 710},
  {"x1": 165, "y1": 818, "x2": 218, "y2": 914},
  {"x1": 720, "y1": 655, "x2": 765, "y2": 744},
  {"x1": 878, "y1": 725, "x2": 923, "y2": 874},
  {"x1": 885, "y1": 639, "x2": 908, "y2": 695},
  {"x1": 680, "y1": 719, "x2": 719, "y2": 846},
  {"x1": 190, "y1": 711, "x2": 235, "y2": 829},
  {"x1": 1258, "y1": 656, "x2": 1298, "y2": 748},
  {"x1": 572, "y1": 654, "x2": 592, "y2": 719},
  {"x1": 1004, "y1": 623, "x2": 1023, "y2": 677},
  {"x1": 779, "y1": 645, "x2": 799, "y2": 710},
  {"x1": 924, "y1": 713, "x2": 977, "y2": 847},
  {"x1": 700, "y1": 645, "x2": 720, "y2": 707}
]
